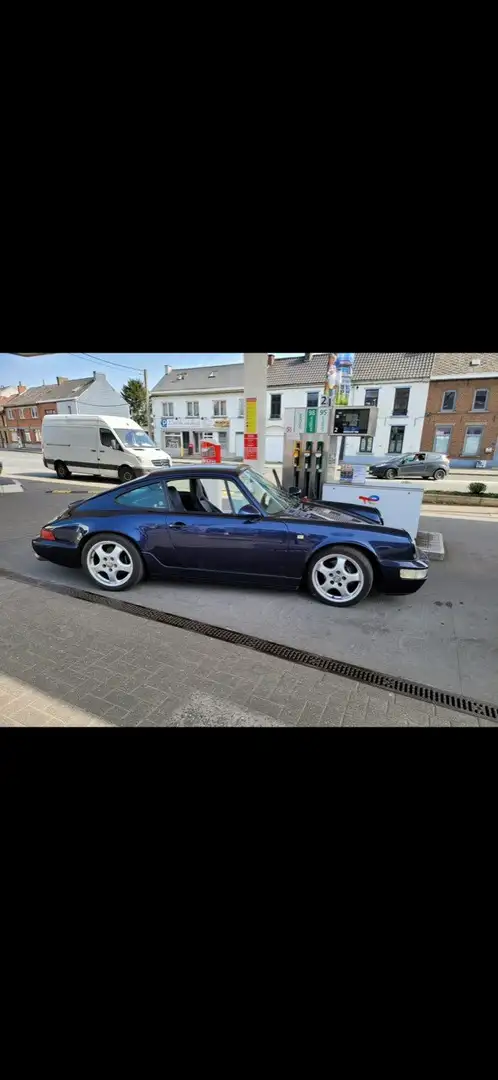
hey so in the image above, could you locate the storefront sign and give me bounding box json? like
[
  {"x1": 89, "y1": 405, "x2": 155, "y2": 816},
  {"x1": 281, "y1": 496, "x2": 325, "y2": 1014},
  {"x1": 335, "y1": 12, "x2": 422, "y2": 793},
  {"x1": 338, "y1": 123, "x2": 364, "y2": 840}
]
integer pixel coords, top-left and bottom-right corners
[
  {"x1": 214, "y1": 418, "x2": 230, "y2": 427},
  {"x1": 244, "y1": 433, "x2": 258, "y2": 460},
  {"x1": 245, "y1": 398, "x2": 257, "y2": 435}
]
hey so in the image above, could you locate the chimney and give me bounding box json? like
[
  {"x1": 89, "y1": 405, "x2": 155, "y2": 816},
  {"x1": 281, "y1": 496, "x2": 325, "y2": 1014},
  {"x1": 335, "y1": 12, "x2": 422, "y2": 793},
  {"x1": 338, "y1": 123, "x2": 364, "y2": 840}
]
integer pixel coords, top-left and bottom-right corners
[
  {"x1": 56, "y1": 376, "x2": 68, "y2": 385},
  {"x1": 267, "y1": 354, "x2": 275, "y2": 367},
  {"x1": 18, "y1": 383, "x2": 26, "y2": 393},
  {"x1": 165, "y1": 365, "x2": 173, "y2": 374}
]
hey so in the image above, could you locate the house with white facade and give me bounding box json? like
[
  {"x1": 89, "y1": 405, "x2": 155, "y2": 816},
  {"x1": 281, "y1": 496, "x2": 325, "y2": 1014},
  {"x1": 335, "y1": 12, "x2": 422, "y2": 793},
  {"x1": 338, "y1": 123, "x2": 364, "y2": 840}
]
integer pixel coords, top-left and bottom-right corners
[
  {"x1": 150, "y1": 363, "x2": 246, "y2": 458},
  {"x1": 150, "y1": 355, "x2": 335, "y2": 461},
  {"x1": 342, "y1": 353, "x2": 436, "y2": 465}
]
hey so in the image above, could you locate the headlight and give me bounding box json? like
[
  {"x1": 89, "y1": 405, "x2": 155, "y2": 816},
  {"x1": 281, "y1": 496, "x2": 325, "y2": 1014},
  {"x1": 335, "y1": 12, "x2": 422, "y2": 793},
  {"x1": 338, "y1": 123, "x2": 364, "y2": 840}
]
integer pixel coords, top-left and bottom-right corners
[{"x1": 400, "y1": 569, "x2": 428, "y2": 580}]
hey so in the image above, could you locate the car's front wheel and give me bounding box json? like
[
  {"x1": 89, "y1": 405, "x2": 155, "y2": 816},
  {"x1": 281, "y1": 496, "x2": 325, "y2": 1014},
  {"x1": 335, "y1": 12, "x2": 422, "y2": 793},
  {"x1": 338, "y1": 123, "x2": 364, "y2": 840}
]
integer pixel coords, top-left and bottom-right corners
[
  {"x1": 385, "y1": 468, "x2": 397, "y2": 479},
  {"x1": 307, "y1": 546, "x2": 374, "y2": 608},
  {"x1": 81, "y1": 533, "x2": 144, "y2": 591},
  {"x1": 433, "y1": 468, "x2": 446, "y2": 480}
]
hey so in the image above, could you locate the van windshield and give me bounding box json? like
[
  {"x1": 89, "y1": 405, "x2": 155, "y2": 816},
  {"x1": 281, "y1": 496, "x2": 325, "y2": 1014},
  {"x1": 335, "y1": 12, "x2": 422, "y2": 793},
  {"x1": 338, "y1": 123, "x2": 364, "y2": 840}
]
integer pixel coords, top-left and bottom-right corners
[{"x1": 114, "y1": 429, "x2": 156, "y2": 449}]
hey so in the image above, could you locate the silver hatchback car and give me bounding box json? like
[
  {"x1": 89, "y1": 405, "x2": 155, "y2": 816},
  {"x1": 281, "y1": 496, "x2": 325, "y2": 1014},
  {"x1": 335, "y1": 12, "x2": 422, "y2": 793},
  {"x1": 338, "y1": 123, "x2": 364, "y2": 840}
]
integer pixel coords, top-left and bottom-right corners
[{"x1": 369, "y1": 452, "x2": 449, "y2": 480}]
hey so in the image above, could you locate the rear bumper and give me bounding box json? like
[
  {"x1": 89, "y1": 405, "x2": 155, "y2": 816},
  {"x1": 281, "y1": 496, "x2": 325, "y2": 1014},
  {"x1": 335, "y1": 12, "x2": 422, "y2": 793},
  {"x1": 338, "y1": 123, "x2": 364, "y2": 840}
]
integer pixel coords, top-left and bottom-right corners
[{"x1": 32, "y1": 538, "x2": 81, "y2": 568}]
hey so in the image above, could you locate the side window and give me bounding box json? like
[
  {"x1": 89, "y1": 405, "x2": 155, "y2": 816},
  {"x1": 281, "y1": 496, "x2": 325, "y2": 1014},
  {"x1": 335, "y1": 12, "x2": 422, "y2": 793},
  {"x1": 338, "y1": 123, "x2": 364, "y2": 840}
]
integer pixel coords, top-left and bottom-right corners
[
  {"x1": 164, "y1": 477, "x2": 191, "y2": 512},
  {"x1": 225, "y1": 480, "x2": 251, "y2": 515},
  {"x1": 116, "y1": 482, "x2": 166, "y2": 509},
  {"x1": 100, "y1": 428, "x2": 116, "y2": 449}
]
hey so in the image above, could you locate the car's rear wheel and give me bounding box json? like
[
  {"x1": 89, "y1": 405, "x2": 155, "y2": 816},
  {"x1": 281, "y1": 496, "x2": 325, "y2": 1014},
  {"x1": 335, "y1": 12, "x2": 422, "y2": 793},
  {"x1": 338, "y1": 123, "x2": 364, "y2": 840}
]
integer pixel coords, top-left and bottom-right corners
[
  {"x1": 307, "y1": 546, "x2": 374, "y2": 608},
  {"x1": 55, "y1": 461, "x2": 72, "y2": 479},
  {"x1": 433, "y1": 468, "x2": 446, "y2": 480},
  {"x1": 81, "y1": 533, "x2": 144, "y2": 591},
  {"x1": 118, "y1": 465, "x2": 136, "y2": 484},
  {"x1": 385, "y1": 468, "x2": 397, "y2": 479}
]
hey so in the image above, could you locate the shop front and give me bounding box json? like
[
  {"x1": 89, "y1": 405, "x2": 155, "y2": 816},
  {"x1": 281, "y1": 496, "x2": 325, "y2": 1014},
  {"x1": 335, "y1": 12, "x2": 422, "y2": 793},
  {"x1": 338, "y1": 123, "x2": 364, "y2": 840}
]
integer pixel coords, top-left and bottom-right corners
[{"x1": 160, "y1": 417, "x2": 224, "y2": 456}]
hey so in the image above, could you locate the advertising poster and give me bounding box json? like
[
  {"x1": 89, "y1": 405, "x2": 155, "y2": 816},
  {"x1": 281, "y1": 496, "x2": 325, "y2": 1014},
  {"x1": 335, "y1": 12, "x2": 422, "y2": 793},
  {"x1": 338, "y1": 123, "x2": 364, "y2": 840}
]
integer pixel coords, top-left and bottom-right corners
[
  {"x1": 244, "y1": 433, "x2": 258, "y2": 460},
  {"x1": 245, "y1": 398, "x2": 257, "y2": 435}
]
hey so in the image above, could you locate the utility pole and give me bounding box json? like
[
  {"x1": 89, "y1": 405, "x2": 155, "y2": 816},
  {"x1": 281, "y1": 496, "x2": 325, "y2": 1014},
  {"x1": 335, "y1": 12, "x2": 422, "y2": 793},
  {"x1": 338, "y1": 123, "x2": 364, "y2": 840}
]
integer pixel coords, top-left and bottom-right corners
[{"x1": 143, "y1": 368, "x2": 151, "y2": 438}]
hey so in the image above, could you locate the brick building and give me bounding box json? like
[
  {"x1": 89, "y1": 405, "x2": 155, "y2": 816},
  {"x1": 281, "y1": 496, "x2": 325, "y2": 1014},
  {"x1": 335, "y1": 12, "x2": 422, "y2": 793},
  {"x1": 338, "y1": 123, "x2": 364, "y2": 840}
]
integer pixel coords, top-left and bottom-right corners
[
  {"x1": 421, "y1": 353, "x2": 498, "y2": 469},
  {"x1": 0, "y1": 372, "x2": 129, "y2": 448},
  {"x1": 0, "y1": 385, "x2": 26, "y2": 448}
]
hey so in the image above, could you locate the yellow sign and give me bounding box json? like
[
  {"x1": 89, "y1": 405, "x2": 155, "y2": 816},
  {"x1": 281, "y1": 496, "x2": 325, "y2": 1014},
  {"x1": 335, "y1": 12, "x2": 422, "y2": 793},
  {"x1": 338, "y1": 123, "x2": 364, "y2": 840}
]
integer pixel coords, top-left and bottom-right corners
[{"x1": 245, "y1": 397, "x2": 257, "y2": 435}]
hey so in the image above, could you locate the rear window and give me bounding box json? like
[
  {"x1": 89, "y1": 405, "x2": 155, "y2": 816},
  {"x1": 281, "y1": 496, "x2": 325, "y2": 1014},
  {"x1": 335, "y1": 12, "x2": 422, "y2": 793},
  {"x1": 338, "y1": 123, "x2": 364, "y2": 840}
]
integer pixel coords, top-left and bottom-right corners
[{"x1": 115, "y1": 482, "x2": 166, "y2": 509}]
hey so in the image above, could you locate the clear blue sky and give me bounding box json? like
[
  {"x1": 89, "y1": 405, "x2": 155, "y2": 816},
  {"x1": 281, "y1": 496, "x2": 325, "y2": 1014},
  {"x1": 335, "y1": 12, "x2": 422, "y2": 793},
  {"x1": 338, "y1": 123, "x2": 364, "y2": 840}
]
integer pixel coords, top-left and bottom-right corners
[{"x1": 0, "y1": 353, "x2": 301, "y2": 392}]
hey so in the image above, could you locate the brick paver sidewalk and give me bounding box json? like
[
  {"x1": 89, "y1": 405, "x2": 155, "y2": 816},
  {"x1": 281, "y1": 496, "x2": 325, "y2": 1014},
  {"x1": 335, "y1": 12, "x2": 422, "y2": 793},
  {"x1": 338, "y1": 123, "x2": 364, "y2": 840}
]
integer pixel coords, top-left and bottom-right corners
[{"x1": 0, "y1": 579, "x2": 477, "y2": 727}]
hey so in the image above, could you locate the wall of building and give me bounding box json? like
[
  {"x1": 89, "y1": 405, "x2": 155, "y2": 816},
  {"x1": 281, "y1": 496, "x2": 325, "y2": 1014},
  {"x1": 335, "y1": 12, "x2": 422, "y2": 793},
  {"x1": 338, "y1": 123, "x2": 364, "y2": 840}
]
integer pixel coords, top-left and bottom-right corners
[
  {"x1": 1, "y1": 401, "x2": 54, "y2": 446},
  {"x1": 421, "y1": 377, "x2": 498, "y2": 467},
  {"x1": 151, "y1": 390, "x2": 245, "y2": 457},
  {"x1": 152, "y1": 384, "x2": 325, "y2": 461},
  {"x1": 343, "y1": 381, "x2": 430, "y2": 463},
  {"x1": 65, "y1": 376, "x2": 129, "y2": 417}
]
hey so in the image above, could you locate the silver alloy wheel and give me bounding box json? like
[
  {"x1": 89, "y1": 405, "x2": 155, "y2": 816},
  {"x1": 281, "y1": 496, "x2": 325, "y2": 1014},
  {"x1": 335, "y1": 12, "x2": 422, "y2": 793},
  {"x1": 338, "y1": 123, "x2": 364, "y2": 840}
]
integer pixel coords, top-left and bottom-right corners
[
  {"x1": 312, "y1": 552, "x2": 365, "y2": 604},
  {"x1": 86, "y1": 540, "x2": 134, "y2": 588}
]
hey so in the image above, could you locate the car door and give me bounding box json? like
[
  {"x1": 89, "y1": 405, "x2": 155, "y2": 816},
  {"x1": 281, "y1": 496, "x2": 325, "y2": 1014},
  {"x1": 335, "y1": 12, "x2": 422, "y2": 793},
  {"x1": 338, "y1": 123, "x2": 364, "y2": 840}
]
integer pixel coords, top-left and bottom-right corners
[
  {"x1": 113, "y1": 479, "x2": 185, "y2": 570},
  {"x1": 98, "y1": 426, "x2": 126, "y2": 478},
  {"x1": 164, "y1": 474, "x2": 291, "y2": 583},
  {"x1": 397, "y1": 455, "x2": 416, "y2": 477}
]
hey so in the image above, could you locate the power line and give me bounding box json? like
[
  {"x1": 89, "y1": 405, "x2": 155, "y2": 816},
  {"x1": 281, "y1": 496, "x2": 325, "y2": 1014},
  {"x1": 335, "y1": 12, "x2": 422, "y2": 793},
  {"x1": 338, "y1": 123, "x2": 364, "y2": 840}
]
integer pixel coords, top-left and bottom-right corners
[{"x1": 69, "y1": 352, "x2": 143, "y2": 373}]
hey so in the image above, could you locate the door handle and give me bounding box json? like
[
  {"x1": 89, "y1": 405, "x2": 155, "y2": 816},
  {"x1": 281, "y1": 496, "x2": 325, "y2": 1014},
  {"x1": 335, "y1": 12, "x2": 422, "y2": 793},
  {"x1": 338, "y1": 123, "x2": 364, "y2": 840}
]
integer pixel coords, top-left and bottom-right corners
[{"x1": 169, "y1": 522, "x2": 187, "y2": 529}]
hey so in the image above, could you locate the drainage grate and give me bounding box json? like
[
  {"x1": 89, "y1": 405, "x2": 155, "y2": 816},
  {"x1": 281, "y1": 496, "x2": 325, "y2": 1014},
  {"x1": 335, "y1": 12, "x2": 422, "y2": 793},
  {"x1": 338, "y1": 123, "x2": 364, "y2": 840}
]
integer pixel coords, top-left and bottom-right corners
[{"x1": 0, "y1": 566, "x2": 497, "y2": 723}]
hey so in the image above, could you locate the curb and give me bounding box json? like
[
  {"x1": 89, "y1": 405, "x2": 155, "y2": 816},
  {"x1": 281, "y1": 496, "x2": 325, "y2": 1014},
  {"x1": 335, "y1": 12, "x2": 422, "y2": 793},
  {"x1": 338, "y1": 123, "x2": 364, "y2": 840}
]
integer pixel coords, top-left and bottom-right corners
[
  {"x1": 417, "y1": 530, "x2": 445, "y2": 561},
  {"x1": 0, "y1": 479, "x2": 24, "y2": 495}
]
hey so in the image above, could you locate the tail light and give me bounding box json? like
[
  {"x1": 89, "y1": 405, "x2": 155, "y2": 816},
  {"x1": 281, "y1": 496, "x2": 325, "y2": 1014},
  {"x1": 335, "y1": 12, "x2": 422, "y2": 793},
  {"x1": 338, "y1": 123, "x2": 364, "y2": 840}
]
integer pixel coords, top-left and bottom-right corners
[{"x1": 40, "y1": 527, "x2": 56, "y2": 541}]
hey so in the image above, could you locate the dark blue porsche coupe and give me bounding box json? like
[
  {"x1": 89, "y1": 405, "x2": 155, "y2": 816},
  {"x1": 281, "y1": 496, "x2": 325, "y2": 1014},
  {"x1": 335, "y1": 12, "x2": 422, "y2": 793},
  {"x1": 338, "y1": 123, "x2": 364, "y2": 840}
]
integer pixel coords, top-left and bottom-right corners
[{"x1": 32, "y1": 464, "x2": 429, "y2": 608}]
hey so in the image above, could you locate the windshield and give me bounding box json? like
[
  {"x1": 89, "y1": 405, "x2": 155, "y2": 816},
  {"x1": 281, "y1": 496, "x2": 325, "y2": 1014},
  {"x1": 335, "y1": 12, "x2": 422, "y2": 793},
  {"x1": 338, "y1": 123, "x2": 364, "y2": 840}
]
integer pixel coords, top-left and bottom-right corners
[
  {"x1": 114, "y1": 428, "x2": 156, "y2": 449},
  {"x1": 240, "y1": 468, "x2": 298, "y2": 515}
]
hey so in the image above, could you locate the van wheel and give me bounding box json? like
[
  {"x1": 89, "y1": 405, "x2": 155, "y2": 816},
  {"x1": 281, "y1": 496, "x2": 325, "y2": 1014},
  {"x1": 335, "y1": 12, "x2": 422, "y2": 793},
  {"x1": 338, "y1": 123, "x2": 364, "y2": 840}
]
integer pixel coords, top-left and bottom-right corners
[
  {"x1": 118, "y1": 465, "x2": 136, "y2": 484},
  {"x1": 55, "y1": 461, "x2": 72, "y2": 479}
]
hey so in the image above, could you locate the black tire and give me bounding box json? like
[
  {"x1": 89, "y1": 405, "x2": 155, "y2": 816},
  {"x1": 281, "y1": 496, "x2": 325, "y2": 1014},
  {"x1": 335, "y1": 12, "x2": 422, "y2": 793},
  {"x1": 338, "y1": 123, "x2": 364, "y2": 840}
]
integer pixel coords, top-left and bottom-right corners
[
  {"x1": 433, "y1": 468, "x2": 446, "y2": 480},
  {"x1": 118, "y1": 465, "x2": 136, "y2": 484},
  {"x1": 385, "y1": 468, "x2": 397, "y2": 480},
  {"x1": 81, "y1": 533, "x2": 144, "y2": 592},
  {"x1": 307, "y1": 545, "x2": 374, "y2": 608},
  {"x1": 55, "y1": 461, "x2": 72, "y2": 479}
]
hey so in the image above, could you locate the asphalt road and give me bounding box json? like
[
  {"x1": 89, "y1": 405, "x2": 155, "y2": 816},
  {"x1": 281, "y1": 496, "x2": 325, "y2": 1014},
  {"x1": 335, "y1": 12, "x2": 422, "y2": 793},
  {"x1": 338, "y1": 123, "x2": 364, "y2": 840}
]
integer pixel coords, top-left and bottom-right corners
[
  {"x1": 2, "y1": 450, "x2": 498, "y2": 494},
  {"x1": 1, "y1": 479, "x2": 497, "y2": 705}
]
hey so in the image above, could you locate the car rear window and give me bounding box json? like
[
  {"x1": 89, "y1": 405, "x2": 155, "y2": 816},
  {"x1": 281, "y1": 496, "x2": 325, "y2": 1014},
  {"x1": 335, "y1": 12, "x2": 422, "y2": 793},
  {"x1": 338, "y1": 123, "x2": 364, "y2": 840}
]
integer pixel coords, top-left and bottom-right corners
[{"x1": 115, "y1": 482, "x2": 166, "y2": 509}]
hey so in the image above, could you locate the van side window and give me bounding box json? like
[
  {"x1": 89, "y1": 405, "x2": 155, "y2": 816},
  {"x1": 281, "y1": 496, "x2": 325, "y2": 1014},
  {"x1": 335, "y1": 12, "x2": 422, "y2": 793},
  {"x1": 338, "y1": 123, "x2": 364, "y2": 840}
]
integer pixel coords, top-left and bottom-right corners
[{"x1": 100, "y1": 429, "x2": 115, "y2": 448}]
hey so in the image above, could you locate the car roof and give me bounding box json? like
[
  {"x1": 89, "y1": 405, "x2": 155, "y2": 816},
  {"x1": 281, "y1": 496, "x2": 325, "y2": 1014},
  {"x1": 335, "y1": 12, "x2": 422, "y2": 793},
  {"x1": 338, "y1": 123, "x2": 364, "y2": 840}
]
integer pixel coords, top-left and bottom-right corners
[{"x1": 150, "y1": 464, "x2": 246, "y2": 479}]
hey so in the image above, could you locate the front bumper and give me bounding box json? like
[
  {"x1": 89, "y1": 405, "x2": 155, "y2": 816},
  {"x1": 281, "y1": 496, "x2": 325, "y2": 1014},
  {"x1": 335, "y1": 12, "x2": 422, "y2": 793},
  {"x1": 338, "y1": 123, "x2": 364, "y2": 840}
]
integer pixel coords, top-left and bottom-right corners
[{"x1": 380, "y1": 552, "x2": 429, "y2": 594}]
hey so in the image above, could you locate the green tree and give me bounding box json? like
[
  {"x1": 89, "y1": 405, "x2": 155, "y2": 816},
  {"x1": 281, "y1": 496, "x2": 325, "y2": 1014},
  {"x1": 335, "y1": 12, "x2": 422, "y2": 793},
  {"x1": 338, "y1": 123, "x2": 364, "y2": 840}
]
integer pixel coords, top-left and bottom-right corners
[{"x1": 122, "y1": 378, "x2": 147, "y2": 427}]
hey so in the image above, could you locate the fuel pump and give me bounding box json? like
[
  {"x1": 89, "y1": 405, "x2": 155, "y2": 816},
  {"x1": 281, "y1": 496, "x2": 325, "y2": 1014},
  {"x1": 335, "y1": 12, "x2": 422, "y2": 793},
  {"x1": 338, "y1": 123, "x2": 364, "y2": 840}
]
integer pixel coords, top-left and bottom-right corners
[
  {"x1": 303, "y1": 441, "x2": 313, "y2": 498},
  {"x1": 293, "y1": 441, "x2": 301, "y2": 488}
]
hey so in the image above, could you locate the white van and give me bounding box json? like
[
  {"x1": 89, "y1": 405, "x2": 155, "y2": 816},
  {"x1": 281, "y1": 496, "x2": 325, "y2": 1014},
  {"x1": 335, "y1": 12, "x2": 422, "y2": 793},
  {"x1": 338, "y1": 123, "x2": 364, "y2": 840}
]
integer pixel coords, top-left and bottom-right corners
[{"x1": 42, "y1": 414, "x2": 172, "y2": 482}]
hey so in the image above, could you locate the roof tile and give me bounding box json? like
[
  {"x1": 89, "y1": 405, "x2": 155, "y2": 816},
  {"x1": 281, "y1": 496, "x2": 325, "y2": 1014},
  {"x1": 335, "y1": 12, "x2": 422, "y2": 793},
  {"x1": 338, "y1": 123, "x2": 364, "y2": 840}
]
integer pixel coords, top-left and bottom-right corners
[{"x1": 7, "y1": 377, "x2": 94, "y2": 407}]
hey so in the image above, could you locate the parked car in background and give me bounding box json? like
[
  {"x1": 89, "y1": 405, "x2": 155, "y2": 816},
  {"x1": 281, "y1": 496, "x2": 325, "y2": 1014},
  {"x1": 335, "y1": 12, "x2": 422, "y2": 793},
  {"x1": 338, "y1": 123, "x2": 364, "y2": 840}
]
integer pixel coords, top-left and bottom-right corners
[
  {"x1": 32, "y1": 464, "x2": 429, "y2": 609},
  {"x1": 369, "y1": 453, "x2": 449, "y2": 481}
]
